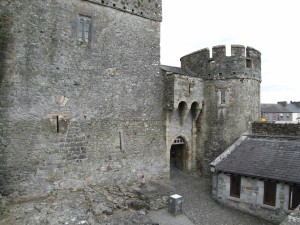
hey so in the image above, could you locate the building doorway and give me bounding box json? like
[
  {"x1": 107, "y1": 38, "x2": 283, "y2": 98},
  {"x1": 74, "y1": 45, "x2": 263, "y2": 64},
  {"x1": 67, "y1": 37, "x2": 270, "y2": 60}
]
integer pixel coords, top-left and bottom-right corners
[
  {"x1": 170, "y1": 137, "x2": 187, "y2": 171},
  {"x1": 289, "y1": 185, "x2": 300, "y2": 210}
]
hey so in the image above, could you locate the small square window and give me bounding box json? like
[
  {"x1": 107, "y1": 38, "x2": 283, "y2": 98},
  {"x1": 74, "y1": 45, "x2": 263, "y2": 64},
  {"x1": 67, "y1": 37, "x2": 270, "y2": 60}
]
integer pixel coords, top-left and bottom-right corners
[{"x1": 246, "y1": 59, "x2": 252, "y2": 68}]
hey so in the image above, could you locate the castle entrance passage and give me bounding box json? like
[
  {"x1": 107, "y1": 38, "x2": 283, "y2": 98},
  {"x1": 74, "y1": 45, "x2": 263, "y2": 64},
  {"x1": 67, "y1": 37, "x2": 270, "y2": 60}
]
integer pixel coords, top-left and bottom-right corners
[{"x1": 170, "y1": 137, "x2": 187, "y2": 171}]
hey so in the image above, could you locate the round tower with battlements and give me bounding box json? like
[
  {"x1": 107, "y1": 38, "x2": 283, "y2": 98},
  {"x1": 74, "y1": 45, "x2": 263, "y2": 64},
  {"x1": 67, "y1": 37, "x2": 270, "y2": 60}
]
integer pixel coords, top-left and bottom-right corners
[{"x1": 181, "y1": 45, "x2": 261, "y2": 175}]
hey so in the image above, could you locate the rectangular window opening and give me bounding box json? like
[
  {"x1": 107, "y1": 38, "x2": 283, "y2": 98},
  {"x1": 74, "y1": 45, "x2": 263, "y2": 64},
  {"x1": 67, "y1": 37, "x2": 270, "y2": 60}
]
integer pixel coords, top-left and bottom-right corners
[
  {"x1": 78, "y1": 15, "x2": 91, "y2": 42},
  {"x1": 230, "y1": 175, "x2": 241, "y2": 198},
  {"x1": 246, "y1": 59, "x2": 252, "y2": 68},
  {"x1": 207, "y1": 59, "x2": 215, "y2": 70},
  {"x1": 264, "y1": 181, "x2": 277, "y2": 206},
  {"x1": 220, "y1": 89, "x2": 226, "y2": 105}
]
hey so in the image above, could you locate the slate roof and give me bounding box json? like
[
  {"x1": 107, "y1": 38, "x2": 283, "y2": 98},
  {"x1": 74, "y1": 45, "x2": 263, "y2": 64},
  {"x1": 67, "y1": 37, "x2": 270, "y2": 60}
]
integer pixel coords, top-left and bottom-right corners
[
  {"x1": 214, "y1": 136, "x2": 300, "y2": 184},
  {"x1": 261, "y1": 103, "x2": 300, "y2": 113}
]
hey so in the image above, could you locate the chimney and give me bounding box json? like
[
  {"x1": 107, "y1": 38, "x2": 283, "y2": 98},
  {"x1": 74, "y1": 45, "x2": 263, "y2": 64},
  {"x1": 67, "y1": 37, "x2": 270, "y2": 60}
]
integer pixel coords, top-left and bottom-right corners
[
  {"x1": 291, "y1": 101, "x2": 300, "y2": 107},
  {"x1": 277, "y1": 101, "x2": 287, "y2": 107}
]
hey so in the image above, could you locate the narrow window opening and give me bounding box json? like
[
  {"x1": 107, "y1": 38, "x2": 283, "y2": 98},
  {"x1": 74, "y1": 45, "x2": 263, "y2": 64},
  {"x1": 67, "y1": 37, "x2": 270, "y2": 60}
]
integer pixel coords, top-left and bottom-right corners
[
  {"x1": 220, "y1": 89, "x2": 226, "y2": 105},
  {"x1": 219, "y1": 73, "x2": 222, "y2": 76},
  {"x1": 119, "y1": 132, "x2": 122, "y2": 151},
  {"x1": 132, "y1": 9, "x2": 134, "y2": 12},
  {"x1": 78, "y1": 18, "x2": 84, "y2": 41},
  {"x1": 101, "y1": 0, "x2": 104, "y2": 3},
  {"x1": 84, "y1": 19, "x2": 90, "y2": 42},
  {"x1": 56, "y1": 116, "x2": 60, "y2": 133},
  {"x1": 188, "y1": 83, "x2": 191, "y2": 94},
  {"x1": 113, "y1": 3, "x2": 116, "y2": 7},
  {"x1": 230, "y1": 175, "x2": 241, "y2": 198},
  {"x1": 264, "y1": 181, "x2": 277, "y2": 206}
]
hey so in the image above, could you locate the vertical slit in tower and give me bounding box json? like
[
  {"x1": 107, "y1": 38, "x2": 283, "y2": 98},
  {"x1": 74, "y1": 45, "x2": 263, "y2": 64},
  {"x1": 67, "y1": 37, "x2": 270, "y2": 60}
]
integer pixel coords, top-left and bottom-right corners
[
  {"x1": 119, "y1": 131, "x2": 123, "y2": 151},
  {"x1": 56, "y1": 115, "x2": 59, "y2": 133}
]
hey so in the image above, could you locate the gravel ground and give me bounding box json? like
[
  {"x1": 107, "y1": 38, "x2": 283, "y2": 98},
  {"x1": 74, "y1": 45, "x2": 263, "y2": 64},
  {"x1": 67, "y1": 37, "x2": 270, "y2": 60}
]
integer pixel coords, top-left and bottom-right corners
[
  {"x1": 170, "y1": 169, "x2": 277, "y2": 225},
  {"x1": 0, "y1": 170, "x2": 280, "y2": 225}
]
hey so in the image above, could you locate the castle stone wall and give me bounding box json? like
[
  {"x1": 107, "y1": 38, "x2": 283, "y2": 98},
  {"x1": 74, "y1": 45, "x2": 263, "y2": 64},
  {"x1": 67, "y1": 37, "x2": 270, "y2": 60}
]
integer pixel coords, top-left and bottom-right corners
[
  {"x1": 0, "y1": 0, "x2": 165, "y2": 196},
  {"x1": 252, "y1": 122, "x2": 300, "y2": 136}
]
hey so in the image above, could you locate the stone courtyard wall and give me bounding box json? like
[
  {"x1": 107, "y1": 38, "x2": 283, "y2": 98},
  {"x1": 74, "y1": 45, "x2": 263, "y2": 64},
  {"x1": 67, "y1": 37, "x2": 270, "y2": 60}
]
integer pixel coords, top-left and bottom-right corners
[{"x1": 252, "y1": 122, "x2": 300, "y2": 136}]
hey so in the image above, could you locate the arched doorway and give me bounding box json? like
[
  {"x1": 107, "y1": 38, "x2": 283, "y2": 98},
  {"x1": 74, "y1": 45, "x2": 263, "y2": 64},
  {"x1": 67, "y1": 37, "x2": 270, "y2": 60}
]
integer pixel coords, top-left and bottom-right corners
[{"x1": 170, "y1": 137, "x2": 188, "y2": 172}]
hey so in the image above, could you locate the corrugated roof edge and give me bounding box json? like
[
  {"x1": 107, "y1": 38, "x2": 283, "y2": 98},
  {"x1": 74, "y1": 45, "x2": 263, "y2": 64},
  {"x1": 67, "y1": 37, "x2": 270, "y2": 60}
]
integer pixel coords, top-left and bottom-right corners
[{"x1": 209, "y1": 135, "x2": 248, "y2": 172}]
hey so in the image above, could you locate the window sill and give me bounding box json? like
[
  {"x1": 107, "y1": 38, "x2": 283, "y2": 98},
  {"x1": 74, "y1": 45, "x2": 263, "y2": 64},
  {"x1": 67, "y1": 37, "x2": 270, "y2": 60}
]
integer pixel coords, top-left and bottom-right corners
[
  {"x1": 259, "y1": 203, "x2": 277, "y2": 210},
  {"x1": 227, "y1": 196, "x2": 241, "y2": 202}
]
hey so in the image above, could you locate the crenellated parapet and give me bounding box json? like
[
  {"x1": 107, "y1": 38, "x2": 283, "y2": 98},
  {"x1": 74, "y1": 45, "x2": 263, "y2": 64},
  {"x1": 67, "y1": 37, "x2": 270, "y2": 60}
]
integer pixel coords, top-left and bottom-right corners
[
  {"x1": 180, "y1": 45, "x2": 261, "y2": 81},
  {"x1": 82, "y1": 0, "x2": 162, "y2": 21}
]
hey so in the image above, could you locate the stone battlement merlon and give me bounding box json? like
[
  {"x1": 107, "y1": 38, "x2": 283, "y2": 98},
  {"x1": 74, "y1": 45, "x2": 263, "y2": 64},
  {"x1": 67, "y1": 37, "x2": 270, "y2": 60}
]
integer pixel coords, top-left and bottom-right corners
[
  {"x1": 181, "y1": 45, "x2": 261, "y2": 60},
  {"x1": 231, "y1": 45, "x2": 245, "y2": 57},
  {"x1": 82, "y1": 0, "x2": 162, "y2": 21},
  {"x1": 180, "y1": 44, "x2": 261, "y2": 79},
  {"x1": 246, "y1": 46, "x2": 261, "y2": 58}
]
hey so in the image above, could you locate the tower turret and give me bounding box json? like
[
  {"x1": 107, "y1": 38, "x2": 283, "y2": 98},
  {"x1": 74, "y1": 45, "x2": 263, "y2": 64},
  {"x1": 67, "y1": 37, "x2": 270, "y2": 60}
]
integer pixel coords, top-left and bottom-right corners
[
  {"x1": 181, "y1": 45, "x2": 261, "y2": 174},
  {"x1": 181, "y1": 45, "x2": 261, "y2": 82}
]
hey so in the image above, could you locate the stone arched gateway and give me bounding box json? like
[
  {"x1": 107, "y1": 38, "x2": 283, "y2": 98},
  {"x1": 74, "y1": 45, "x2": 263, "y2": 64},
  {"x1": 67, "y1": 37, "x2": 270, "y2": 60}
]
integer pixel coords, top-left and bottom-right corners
[{"x1": 170, "y1": 136, "x2": 191, "y2": 172}]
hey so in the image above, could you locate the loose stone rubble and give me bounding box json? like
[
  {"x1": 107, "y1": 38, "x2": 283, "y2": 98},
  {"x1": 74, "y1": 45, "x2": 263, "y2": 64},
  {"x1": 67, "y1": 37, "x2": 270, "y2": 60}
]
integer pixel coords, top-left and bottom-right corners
[{"x1": 0, "y1": 182, "x2": 171, "y2": 225}]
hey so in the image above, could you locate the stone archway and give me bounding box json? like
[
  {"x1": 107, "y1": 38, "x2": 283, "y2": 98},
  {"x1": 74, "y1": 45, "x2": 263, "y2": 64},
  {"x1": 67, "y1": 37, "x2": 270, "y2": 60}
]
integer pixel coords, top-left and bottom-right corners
[{"x1": 170, "y1": 137, "x2": 188, "y2": 172}]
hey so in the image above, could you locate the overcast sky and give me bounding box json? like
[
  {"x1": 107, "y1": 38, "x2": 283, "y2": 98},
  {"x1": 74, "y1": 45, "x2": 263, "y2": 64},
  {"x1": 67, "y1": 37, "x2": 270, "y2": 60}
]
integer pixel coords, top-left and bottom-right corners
[{"x1": 160, "y1": 0, "x2": 300, "y2": 104}]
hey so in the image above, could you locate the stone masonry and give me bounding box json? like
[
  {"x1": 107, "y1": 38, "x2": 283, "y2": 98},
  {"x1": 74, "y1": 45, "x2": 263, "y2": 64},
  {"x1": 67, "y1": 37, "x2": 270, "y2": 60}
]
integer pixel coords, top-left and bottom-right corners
[
  {"x1": 180, "y1": 45, "x2": 261, "y2": 174},
  {"x1": 0, "y1": 0, "x2": 262, "y2": 202},
  {"x1": 0, "y1": 0, "x2": 166, "y2": 197}
]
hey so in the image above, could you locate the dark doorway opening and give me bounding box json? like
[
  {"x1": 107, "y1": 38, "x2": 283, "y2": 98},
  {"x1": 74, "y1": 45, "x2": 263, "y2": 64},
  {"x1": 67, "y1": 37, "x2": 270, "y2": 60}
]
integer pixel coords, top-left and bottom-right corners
[
  {"x1": 170, "y1": 137, "x2": 187, "y2": 172},
  {"x1": 289, "y1": 185, "x2": 300, "y2": 210}
]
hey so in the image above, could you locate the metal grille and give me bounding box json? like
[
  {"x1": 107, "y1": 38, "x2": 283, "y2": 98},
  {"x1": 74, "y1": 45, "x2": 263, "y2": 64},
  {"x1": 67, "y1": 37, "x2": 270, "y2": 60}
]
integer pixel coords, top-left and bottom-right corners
[{"x1": 173, "y1": 137, "x2": 184, "y2": 145}]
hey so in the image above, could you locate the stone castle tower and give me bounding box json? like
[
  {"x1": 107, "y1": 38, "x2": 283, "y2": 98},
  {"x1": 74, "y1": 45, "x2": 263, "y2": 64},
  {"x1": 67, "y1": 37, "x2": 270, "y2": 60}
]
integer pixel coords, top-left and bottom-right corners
[
  {"x1": 180, "y1": 45, "x2": 261, "y2": 173},
  {"x1": 0, "y1": 0, "x2": 261, "y2": 197}
]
